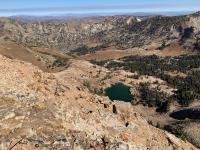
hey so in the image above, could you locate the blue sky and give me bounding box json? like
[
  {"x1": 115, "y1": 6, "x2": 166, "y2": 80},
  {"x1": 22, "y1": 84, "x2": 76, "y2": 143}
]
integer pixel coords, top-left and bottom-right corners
[{"x1": 0, "y1": 0, "x2": 200, "y2": 16}]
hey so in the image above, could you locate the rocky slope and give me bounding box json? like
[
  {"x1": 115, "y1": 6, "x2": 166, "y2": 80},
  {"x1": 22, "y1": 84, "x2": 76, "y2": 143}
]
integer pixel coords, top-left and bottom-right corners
[
  {"x1": 0, "y1": 54, "x2": 198, "y2": 149},
  {"x1": 0, "y1": 12, "x2": 200, "y2": 52}
]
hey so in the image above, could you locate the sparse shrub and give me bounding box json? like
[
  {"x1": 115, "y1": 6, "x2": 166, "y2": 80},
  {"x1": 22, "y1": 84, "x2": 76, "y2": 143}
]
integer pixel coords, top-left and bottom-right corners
[
  {"x1": 112, "y1": 105, "x2": 117, "y2": 114},
  {"x1": 156, "y1": 122, "x2": 161, "y2": 129},
  {"x1": 83, "y1": 80, "x2": 91, "y2": 89},
  {"x1": 52, "y1": 57, "x2": 68, "y2": 67},
  {"x1": 132, "y1": 74, "x2": 140, "y2": 79},
  {"x1": 194, "y1": 42, "x2": 200, "y2": 50}
]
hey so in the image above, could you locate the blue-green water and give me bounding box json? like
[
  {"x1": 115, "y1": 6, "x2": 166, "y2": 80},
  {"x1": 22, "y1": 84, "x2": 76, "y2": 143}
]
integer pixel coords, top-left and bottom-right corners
[{"x1": 105, "y1": 83, "x2": 134, "y2": 102}]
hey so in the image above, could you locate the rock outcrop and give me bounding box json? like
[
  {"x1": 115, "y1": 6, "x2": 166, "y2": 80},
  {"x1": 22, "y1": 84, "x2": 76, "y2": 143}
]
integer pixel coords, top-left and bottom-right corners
[{"x1": 0, "y1": 54, "x2": 198, "y2": 149}]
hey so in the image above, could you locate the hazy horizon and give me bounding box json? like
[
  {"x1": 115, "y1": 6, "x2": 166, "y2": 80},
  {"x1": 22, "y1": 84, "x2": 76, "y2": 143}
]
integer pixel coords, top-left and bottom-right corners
[{"x1": 6, "y1": 11, "x2": 197, "y2": 18}]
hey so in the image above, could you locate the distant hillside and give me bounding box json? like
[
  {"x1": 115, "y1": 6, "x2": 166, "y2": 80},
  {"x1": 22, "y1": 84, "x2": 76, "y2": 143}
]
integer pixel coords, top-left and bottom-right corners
[{"x1": 0, "y1": 11, "x2": 200, "y2": 52}]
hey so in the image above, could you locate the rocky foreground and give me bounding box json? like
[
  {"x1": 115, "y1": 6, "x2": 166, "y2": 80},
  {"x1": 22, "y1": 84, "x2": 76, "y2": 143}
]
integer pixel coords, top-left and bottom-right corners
[{"x1": 0, "y1": 54, "x2": 198, "y2": 150}]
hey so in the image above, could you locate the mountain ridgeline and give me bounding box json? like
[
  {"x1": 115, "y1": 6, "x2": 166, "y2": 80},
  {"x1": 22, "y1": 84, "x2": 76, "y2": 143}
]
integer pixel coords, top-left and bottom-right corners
[{"x1": 0, "y1": 12, "x2": 200, "y2": 52}]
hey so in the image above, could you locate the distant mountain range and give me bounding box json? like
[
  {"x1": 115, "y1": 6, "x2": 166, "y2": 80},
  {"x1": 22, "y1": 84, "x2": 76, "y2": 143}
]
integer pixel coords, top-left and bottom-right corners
[
  {"x1": 0, "y1": 11, "x2": 199, "y2": 52},
  {"x1": 10, "y1": 11, "x2": 195, "y2": 21}
]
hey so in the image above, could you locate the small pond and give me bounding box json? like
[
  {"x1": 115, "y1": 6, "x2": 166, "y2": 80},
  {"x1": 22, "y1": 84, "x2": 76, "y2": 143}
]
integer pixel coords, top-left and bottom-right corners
[{"x1": 105, "y1": 83, "x2": 134, "y2": 102}]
